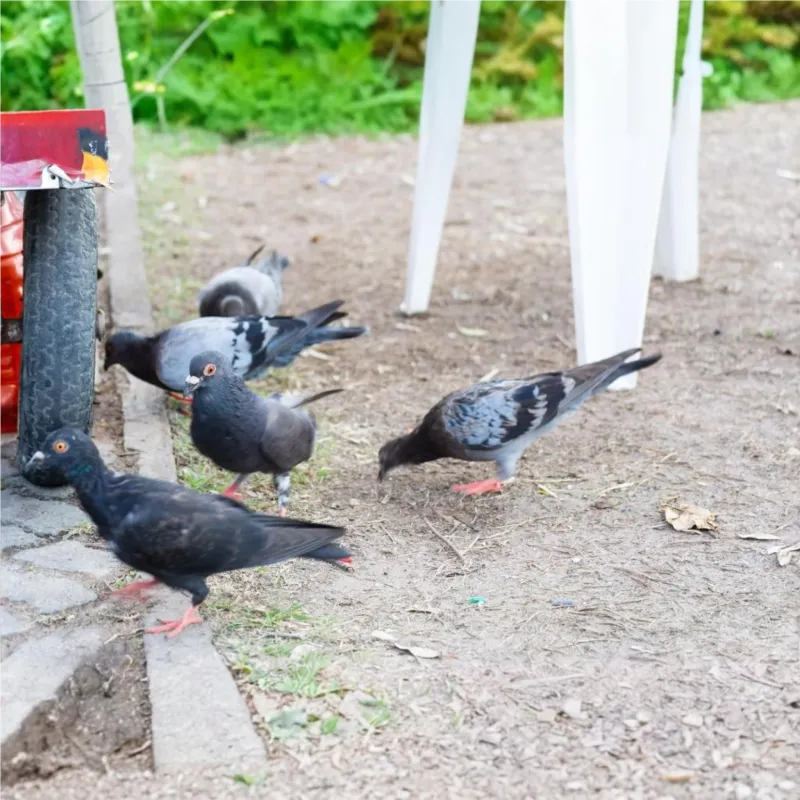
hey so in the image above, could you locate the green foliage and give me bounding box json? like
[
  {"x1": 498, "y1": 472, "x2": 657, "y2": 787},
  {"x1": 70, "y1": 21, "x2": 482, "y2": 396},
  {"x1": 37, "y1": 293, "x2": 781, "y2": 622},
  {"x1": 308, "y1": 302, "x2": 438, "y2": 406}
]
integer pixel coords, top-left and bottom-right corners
[{"x1": 1, "y1": 1, "x2": 798, "y2": 137}]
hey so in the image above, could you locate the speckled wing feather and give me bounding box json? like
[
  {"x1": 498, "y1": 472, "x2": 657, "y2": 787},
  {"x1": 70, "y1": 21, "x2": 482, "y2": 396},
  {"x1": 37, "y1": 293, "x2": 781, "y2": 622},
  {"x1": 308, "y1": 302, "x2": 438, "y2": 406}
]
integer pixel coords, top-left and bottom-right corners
[
  {"x1": 154, "y1": 316, "x2": 304, "y2": 389},
  {"x1": 431, "y1": 348, "x2": 652, "y2": 454},
  {"x1": 154, "y1": 300, "x2": 345, "y2": 390}
]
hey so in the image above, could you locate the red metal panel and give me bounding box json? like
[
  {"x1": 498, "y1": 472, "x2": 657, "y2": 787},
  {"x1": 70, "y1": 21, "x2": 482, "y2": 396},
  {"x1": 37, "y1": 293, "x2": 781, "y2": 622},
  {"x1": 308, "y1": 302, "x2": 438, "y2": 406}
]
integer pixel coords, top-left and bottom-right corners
[
  {"x1": 0, "y1": 109, "x2": 109, "y2": 189},
  {"x1": 1, "y1": 191, "x2": 24, "y2": 434}
]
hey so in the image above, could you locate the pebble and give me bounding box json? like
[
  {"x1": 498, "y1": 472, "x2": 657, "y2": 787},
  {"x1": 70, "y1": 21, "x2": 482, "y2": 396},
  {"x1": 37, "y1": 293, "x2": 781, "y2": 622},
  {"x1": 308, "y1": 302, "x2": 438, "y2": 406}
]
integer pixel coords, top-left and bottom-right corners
[
  {"x1": 537, "y1": 708, "x2": 557, "y2": 723},
  {"x1": 734, "y1": 785, "x2": 753, "y2": 800},
  {"x1": 562, "y1": 697, "x2": 582, "y2": 718},
  {"x1": 637, "y1": 710, "x2": 652, "y2": 724},
  {"x1": 682, "y1": 712, "x2": 704, "y2": 728}
]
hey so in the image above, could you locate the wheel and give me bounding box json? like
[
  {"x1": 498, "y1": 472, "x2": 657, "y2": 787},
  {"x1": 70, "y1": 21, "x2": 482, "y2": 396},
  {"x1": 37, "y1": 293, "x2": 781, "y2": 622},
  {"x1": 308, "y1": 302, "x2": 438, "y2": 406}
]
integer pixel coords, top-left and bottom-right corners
[{"x1": 17, "y1": 189, "x2": 98, "y2": 486}]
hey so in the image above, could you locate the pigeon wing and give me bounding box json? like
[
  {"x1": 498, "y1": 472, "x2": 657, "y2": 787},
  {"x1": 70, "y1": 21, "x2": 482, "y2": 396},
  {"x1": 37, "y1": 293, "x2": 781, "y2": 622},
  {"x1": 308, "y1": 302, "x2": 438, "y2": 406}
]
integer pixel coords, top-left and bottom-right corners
[{"x1": 111, "y1": 488, "x2": 343, "y2": 578}]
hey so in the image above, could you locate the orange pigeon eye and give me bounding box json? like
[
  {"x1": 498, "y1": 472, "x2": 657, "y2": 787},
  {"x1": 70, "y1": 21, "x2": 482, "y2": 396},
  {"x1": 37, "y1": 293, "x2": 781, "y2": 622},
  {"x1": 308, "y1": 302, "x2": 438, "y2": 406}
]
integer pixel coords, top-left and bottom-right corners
[
  {"x1": 203, "y1": 363, "x2": 217, "y2": 377},
  {"x1": 53, "y1": 440, "x2": 69, "y2": 454}
]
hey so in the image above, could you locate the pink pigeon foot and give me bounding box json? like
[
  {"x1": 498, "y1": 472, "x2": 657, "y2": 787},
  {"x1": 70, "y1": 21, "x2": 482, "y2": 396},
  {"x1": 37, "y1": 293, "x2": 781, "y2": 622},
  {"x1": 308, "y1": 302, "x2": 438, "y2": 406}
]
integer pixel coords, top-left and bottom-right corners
[
  {"x1": 168, "y1": 392, "x2": 193, "y2": 416},
  {"x1": 221, "y1": 486, "x2": 244, "y2": 503},
  {"x1": 450, "y1": 478, "x2": 505, "y2": 496},
  {"x1": 146, "y1": 605, "x2": 203, "y2": 638},
  {"x1": 111, "y1": 578, "x2": 160, "y2": 601}
]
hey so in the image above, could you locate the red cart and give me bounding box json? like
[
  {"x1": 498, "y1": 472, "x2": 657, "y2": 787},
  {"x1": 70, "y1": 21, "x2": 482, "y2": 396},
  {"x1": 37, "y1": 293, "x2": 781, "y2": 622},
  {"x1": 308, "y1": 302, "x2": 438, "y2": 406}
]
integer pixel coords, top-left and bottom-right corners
[{"x1": 1, "y1": 109, "x2": 109, "y2": 486}]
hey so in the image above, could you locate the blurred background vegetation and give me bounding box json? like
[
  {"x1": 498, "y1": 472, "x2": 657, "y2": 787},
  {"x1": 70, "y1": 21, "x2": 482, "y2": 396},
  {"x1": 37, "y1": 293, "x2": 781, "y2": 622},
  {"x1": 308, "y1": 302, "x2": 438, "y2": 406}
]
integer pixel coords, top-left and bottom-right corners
[{"x1": 1, "y1": 0, "x2": 798, "y2": 140}]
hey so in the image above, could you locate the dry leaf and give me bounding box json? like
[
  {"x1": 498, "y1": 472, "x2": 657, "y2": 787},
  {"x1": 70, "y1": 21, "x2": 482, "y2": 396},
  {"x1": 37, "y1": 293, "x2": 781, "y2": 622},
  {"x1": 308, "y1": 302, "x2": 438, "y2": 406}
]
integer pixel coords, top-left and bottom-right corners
[
  {"x1": 735, "y1": 531, "x2": 782, "y2": 541},
  {"x1": 457, "y1": 326, "x2": 489, "y2": 338},
  {"x1": 393, "y1": 643, "x2": 440, "y2": 659},
  {"x1": 662, "y1": 502, "x2": 718, "y2": 533}
]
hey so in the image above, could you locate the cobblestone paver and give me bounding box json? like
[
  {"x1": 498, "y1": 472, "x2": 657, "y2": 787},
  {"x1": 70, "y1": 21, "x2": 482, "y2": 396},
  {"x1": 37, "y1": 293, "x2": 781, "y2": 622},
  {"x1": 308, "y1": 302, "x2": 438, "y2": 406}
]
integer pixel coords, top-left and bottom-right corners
[{"x1": 1, "y1": 438, "x2": 118, "y2": 745}]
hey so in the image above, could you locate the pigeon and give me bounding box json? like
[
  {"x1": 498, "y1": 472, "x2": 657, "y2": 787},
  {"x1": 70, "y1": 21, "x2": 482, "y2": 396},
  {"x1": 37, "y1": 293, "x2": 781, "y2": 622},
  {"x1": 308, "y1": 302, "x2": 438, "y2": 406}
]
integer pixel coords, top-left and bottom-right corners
[
  {"x1": 198, "y1": 244, "x2": 290, "y2": 318},
  {"x1": 378, "y1": 348, "x2": 662, "y2": 495},
  {"x1": 104, "y1": 299, "x2": 367, "y2": 401},
  {"x1": 185, "y1": 350, "x2": 342, "y2": 515},
  {"x1": 26, "y1": 428, "x2": 351, "y2": 638}
]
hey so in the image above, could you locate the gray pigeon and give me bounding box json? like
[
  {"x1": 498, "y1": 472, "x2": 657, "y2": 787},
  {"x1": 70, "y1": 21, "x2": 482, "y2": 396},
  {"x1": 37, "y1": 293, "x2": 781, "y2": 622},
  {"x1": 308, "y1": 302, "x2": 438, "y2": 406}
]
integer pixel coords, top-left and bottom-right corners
[
  {"x1": 185, "y1": 350, "x2": 342, "y2": 515},
  {"x1": 104, "y1": 299, "x2": 367, "y2": 398},
  {"x1": 378, "y1": 348, "x2": 661, "y2": 495},
  {"x1": 198, "y1": 244, "x2": 290, "y2": 318}
]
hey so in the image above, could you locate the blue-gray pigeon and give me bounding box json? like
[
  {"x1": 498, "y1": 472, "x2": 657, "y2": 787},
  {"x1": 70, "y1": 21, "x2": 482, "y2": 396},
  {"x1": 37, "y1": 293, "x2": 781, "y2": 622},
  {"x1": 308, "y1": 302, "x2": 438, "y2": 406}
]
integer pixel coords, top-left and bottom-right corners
[
  {"x1": 378, "y1": 348, "x2": 661, "y2": 495},
  {"x1": 104, "y1": 299, "x2": 367, "y2": 404}
]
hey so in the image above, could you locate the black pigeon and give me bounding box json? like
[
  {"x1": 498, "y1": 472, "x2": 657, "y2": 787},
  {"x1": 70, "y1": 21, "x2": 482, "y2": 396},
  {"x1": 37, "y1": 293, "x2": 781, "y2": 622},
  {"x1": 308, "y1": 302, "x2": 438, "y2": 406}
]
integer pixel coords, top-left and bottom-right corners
[
  {"x1": 198, "y1": 244, "x2": 290, "y2": 318},
  {"x1": 378, "y1": 348, "x2": 661, "y2": 495},
  {"x1": 26, "y1": 428, "x2": 350, "y2": 638},
  {"x1": 104, "y1": 299, "x2": 367, "y2": 400},
  {"x1": 185, "y1": 350, "x2": 342, "y2": 515}
]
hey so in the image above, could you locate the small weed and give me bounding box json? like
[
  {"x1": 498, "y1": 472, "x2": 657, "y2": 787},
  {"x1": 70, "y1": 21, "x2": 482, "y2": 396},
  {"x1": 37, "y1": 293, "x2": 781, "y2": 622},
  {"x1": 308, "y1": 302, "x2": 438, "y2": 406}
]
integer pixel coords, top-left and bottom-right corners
[
  {"x1": 266, "y1": 708, "x2": 308, "y2": 741},
  {"x1": 209, "y1": 601, "x2": 308, "y2": 633},
  {"x1": 364, "y1": 698, "x2": 392, "y2": 729},
  {"x1": 232, "y1": 773, "x2": 265, "y2": 787},
  {"x1": 320, "y1": 715, "x2": 340, "y2": 736},
  {"x1": 269, "y1": 651, "x2": 339, "y2": 698}
]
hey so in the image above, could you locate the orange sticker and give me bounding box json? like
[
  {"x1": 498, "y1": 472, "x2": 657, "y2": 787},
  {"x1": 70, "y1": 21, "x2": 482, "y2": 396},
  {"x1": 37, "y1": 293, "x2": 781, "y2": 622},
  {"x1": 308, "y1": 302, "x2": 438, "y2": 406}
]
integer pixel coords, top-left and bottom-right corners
[{"x1": 81, "y1": 151, "x2": 109, "y2": 185}]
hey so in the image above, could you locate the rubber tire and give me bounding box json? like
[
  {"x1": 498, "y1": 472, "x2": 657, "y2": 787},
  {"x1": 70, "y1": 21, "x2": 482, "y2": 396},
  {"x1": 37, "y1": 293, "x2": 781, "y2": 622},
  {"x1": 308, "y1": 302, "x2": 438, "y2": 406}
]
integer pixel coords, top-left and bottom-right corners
[{"x1": 16, "y1": 189, "x2": 98, "y2": 486}]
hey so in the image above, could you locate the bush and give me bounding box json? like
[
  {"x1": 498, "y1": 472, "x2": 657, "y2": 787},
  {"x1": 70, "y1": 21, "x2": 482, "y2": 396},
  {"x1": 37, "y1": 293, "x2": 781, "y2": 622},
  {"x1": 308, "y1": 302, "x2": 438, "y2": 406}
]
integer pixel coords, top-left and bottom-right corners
[{"x1": 1, "y1": 1, "x2": 798, "y2": 137}]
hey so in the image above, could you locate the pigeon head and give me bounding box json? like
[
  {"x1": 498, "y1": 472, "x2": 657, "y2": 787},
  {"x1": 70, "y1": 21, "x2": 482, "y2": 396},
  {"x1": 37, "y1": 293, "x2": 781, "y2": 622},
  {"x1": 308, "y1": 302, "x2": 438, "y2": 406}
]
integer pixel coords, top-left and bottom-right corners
[
  {"x1": 378, "y1": 428, "x2": 439, "y2": 481},
  {"x1": 25, "y1": 428, "x2": 103, "y2": 485},
  {"x1": 104, "y1": 330, "x2": 147, "y2": 371},
  {"x1": 185, "y1": 350, "x2": 235, "y2": 397}
]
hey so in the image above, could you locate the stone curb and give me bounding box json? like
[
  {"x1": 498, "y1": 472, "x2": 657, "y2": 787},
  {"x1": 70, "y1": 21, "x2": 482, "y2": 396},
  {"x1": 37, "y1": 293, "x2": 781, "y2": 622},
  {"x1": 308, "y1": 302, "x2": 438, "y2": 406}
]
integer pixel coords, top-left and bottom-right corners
[{"x1": 104, "y1": 200, "x2": 267, "y2": 773}]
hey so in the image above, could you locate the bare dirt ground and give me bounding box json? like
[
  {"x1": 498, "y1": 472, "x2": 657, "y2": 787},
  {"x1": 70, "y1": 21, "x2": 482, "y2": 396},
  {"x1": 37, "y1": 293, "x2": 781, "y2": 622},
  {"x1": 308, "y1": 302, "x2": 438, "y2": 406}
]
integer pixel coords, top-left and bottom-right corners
[{"x1": 12, "y1": 101, "x2": 799, "y2": 799}]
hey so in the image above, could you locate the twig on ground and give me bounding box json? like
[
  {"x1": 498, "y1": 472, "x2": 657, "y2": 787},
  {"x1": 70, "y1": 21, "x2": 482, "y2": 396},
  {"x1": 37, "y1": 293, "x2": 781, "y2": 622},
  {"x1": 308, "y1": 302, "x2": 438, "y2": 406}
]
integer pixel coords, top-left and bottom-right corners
[{"x1": 422, "y1": 516, "x2": 467, "y2": 565}]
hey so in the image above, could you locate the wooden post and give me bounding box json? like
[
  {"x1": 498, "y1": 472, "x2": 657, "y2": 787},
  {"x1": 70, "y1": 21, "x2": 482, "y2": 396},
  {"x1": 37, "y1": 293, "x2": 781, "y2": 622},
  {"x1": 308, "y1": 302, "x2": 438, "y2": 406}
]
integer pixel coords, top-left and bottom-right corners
[{"x1": 70, "y1": 0, "x2": 153, "y2": 333}]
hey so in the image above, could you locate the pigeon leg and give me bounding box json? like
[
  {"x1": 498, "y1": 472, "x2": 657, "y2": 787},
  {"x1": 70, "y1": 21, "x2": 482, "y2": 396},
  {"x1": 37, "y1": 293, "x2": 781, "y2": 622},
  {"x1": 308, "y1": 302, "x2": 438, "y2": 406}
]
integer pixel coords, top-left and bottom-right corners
[
  {"x1": 111, "y1": 578, "x2": 160, "y2": 601},
  {"x1": 168, "y1": 392, "x2": 193, "y2": 416},
  {"x1": 146, "y1": 605, "x2": 203, "y2": 638},
  {"x1": 451, "y1": 478, "x2": 506, "y2": 496},
  {"x1": 274, "y1": 472, "x2": 291, "y2": 517},
  {"x1": 222, "y1": 473, "x2": 251, "y2": 504}
]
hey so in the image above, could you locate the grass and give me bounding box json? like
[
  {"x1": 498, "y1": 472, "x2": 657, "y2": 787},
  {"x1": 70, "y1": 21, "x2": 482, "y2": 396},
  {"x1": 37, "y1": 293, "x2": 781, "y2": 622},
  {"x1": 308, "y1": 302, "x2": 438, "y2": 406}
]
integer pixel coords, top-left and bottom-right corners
[{"x1": 203, "y1": 591, "x2": 393, "y2": 742}]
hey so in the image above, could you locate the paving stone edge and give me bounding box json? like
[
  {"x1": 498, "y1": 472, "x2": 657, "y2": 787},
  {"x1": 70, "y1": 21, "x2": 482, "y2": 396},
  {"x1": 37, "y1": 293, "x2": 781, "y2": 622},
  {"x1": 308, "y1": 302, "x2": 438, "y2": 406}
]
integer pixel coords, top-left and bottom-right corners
[{"x1": 105, "y1": 198, "x2": 267, "y2": 774}]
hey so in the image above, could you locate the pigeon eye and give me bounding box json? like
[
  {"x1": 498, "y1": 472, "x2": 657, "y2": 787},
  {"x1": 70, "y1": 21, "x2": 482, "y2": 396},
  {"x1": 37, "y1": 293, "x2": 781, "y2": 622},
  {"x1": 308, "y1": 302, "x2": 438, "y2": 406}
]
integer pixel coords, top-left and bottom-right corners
[
  {"x1": 203, "y1": 364, "x2": 217, "y2": 377},
  {"x1": 52, "y1": 440, "x2": 69, "y2": 454}
]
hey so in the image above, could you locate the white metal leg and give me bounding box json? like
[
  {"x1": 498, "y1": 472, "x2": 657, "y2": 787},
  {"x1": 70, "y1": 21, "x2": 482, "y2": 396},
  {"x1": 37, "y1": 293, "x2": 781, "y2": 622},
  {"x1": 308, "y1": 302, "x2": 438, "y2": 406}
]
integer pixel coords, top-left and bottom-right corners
[
  {"x1": 402, "y1": 0, "x2": 481, "y2": 315},
  {"x1": 654, "y1": 0, "x2": 709, "y2": 282},
  {"x1": 564, "y1": 0, "x2": 678, "y2": 389}
]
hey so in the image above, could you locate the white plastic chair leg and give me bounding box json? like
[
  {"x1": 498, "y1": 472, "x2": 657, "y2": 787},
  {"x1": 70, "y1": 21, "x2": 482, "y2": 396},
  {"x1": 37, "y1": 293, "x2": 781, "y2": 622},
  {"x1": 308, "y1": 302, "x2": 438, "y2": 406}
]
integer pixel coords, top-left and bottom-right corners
[
  {"x1": 654, "y1": 0, "x2": 709, "y2": 282},
  {"x1": 564, "y1": 0, "x2": 678, "y2": 389},
  {"x1": 402, "y1": 0, "x2": 481, "y2": 315}
]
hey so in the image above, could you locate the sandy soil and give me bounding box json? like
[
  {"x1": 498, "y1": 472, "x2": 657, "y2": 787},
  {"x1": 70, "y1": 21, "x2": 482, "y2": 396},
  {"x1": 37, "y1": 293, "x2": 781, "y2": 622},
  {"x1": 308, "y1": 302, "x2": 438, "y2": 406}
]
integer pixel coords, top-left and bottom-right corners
[{"x1": 10, "y1": 100, "x2": 799, "y2": 800}]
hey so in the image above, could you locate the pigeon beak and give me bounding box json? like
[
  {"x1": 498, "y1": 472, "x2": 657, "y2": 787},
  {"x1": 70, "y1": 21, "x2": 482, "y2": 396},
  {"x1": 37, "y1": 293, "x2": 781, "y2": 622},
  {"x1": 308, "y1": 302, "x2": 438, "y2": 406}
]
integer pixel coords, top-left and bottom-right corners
[
  {"x1": 26, "y1": 451, "x2": 45, "y2": 469},
  {"x1": 184, "y1": 375, "x2": 201, "y2": 397}
]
